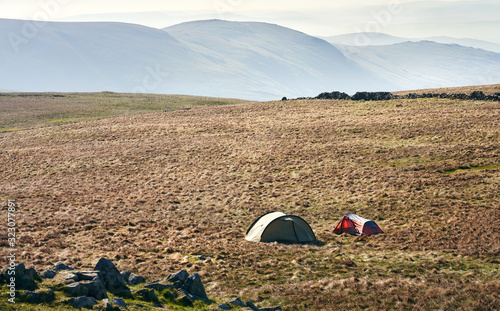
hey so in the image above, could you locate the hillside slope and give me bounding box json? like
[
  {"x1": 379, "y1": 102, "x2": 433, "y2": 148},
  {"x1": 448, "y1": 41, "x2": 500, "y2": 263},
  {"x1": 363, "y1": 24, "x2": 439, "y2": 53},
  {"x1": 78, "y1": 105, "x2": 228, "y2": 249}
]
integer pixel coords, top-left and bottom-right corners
[
  {"x1": 0, "y1": 19, "x2": 393, "y2": 101},
  {"x1": 336, "y1": 41, "x2": 500, "y2": 90},
  {"x1": 1, "y1": 93, "x2": 498, "y2": 310}
]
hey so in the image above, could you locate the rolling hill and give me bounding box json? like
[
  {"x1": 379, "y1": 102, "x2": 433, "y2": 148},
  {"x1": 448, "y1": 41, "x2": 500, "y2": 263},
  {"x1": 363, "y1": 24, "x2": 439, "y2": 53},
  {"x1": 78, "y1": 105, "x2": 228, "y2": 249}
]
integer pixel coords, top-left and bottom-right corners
[
  {"x1": 0, "y1": 19, "x2": 391, "y2": 101},
  {"x1": 1, "y1": 18, "x2": 500, "y2": 100},
  {"x1": 324, "y1": 32, "x2": 500, "y2": 53},
  {"x1": 336, "y1": 41, "x2": 500, "y2": 90}
]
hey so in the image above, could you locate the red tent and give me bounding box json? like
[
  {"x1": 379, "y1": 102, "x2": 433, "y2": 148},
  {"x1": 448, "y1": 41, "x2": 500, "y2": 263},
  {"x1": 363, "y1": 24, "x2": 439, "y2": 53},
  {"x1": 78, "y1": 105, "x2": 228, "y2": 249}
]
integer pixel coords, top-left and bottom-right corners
[{"x1": 333, "y1": 213, "x2": 383, "y2": 236}]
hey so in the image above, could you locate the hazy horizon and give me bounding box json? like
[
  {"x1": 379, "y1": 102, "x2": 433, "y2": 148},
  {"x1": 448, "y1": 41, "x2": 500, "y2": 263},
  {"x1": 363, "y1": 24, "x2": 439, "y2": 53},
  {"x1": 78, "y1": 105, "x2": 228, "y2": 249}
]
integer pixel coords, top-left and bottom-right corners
[{"x1": 1, "y1": 0, "x2": 499, "y2": 43}]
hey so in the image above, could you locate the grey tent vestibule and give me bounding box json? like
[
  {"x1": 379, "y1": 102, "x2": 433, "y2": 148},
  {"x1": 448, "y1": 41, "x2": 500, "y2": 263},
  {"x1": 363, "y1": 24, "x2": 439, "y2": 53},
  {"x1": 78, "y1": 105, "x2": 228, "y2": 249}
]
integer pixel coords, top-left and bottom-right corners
[{"x1": 245, "y1": 212, "x2": 316, "y2": 243}]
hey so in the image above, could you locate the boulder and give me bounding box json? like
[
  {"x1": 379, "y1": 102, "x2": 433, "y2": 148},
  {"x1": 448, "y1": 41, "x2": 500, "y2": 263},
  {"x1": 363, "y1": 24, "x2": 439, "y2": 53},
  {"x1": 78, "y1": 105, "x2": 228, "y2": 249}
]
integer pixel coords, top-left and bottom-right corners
[
  {"x1": 25, "y1": 268, "x2": 42, "y2": 282},
  {"x1": 54, "y1": 261, "x2": 74, "y2": 272},
  {"x1": 182, "y1": 273, "x2": 208, "y2": 300},
  {"x1": 166, "y1": 270, "x2": 189, "y2": 283},
  {"x1": 76, "y1": 271, "x2": 99, "y2": 281},
  {"x1": 112, "y1": 297, "x2": 127, "y2": 309},
  {"x1": 121, "y1": 271, "x2": 131, "y2": 282},
  {"x1": 128, "y1": 273, "x2": 146, "y2": 285},
  {"x1": 66, "y1": 296, "x2": 98, "y2": 309},
  {"x1": 17, "y1": 289, "x2": 55, "y2": 303},
  {"x1": 41, "y1": 270, "x2": 57, "y2": 279},
  {"x1": 4, "y1": 263, "x2": 38, "y2": 290},
  {"x1": 94, "y1": 258, "x2": 131, "y2": 298},
  {"x1": 65, "y1": 277, "x2": 108, "y2": 300}
]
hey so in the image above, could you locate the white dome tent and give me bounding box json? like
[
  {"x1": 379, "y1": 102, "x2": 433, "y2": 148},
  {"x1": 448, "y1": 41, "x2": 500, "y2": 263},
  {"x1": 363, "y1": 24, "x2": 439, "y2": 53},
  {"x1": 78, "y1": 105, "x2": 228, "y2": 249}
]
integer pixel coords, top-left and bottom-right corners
[{"x1": 245, "y1": 212, "x2": 316, "y2": 243}]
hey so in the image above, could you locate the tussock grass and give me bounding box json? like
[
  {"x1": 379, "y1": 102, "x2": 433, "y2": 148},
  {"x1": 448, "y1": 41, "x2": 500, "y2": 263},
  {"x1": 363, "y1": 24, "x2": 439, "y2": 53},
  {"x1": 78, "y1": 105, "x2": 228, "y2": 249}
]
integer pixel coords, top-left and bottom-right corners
[{"x1": 0, "y1": 93, "x2": 498, "y2": 310}]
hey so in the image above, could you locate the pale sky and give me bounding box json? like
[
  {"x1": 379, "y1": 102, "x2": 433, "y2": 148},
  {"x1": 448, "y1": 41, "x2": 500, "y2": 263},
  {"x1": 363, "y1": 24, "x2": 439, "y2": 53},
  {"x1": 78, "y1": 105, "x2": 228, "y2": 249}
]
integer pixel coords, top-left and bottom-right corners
[{"x1": 1, "y1": 0, "x2": 499, "y2": 42}]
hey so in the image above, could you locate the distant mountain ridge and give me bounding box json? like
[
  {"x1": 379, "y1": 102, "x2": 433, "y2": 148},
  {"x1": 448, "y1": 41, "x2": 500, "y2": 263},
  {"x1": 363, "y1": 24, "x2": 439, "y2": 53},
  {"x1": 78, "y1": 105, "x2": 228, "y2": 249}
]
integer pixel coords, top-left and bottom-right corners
[
  {"x1": 324, "y1": 32, "x2": 500, "y2": 53},
  {"x1": 1, "y1": 19, "x2": 499, "y2": 100}
]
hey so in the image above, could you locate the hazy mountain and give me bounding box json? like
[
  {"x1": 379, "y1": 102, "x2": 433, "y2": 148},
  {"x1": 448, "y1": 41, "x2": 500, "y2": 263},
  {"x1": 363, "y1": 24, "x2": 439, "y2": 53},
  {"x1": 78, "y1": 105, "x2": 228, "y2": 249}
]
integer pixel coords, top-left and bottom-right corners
[
  {"x1": 324, "y1": 32, "x2": 500, "y2": 53},
  {"x1": 336, "y1": 41, "x2": 500, "y2": 90},
  {"x1": 1, "y1": 18, "x2": 499, "y2": 100},
  {"x1": 0, "y1": 19, "x2": 392, "y2": 100},
  {"x1": 162, "y1": 20, "x2": 392, "y2": 98}
]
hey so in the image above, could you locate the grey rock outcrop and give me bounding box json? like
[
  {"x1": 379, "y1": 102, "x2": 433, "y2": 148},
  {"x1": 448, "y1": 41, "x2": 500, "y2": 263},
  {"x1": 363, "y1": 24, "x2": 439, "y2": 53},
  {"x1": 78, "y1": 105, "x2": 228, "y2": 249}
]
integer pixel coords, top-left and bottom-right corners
[
  {"x1": 65, "y1": 277, "x2": 108, "y2": 300},
  {"x1": 182, "y1": 273, "x2": 208, "y2": 300},
  {"x1": 128, "y1": 273, "x2": 146, "y2": 285},
  {"x1": 94, "y1": 258, "x2": 131, "y2": 298},
  {"x1": 41, "y1": 269, "x2": 57, "y2": 279},
  {"x1": 4, "y1": 263, "x2": 38, "y2": 290},
  {"x1": 166, "y1": 270, "x2": 189, "y2": 283}
]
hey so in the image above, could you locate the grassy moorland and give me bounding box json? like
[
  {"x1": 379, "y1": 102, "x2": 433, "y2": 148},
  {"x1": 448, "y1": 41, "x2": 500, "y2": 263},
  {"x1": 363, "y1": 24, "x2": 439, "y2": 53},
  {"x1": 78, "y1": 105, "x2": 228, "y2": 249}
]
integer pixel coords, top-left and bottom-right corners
[
  {"x1": 0, "y1": 86, "x2": 499, "y2": 310},
  {"x1": 0, "y1": 92, "x2": 249, "y2": 132}
]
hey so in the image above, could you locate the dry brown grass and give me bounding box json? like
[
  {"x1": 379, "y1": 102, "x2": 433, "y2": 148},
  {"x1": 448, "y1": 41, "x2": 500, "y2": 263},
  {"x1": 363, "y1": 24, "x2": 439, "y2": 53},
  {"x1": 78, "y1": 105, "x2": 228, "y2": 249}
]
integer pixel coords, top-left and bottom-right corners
[
  {"x1": 393, "y1": 83, "x2": 500, "y2": 95},
  {"x1": 0, "y1": 92, "x2": 499, "y2": 310}
]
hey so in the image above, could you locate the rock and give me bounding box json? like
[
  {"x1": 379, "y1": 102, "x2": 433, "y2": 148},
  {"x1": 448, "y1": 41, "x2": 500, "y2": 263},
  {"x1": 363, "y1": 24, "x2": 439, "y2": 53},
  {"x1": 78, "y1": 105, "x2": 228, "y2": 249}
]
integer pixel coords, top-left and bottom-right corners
[
  {"x1": 55, "y1": 261, "x2": 74, "y2": 272},
  {"x1": 316, "y1": 91, "x2": 350, "y2": 100},
  {"x1": 76, "y1": 271, "x2": 99, "y2": 281},
  {"x1": 128, "y1": 273, "x2": 146, "y2": 285},
  {"x1": 4, "y1": 263, "x2": 38, "y2": 290},
  {"x1": 135, "y1": 288, "x2": 160, "y2": 304},
  {"x1": 64, "y1": 273, "x2": 80, "y2": 284},
  {"x1": 218, "y1": 303, "x2": 232, "y2": 310},
  {"x1": 246, "y1": 300, "x2": 261, "y2": 311},
  {"x1": 25, "y1": 267, "x2": 42, "y2": 282},
  {"x1": 113, "y1": 297, "x2": 127, "y2": 309},
  {"x1": 121, "y1": 271, "x2": 131, "y2": 282},
  {"x1": 166, "y1": 270, "x2": 189, "y2": 283},
  {"x1": 66, "y1": 296, "x2": 98, "y2": 309},
  {"x1": 182, "y1": 273, "x2": 208, "y2": 300},
  {"x1": 41, "y1": 269, "x2": 57, "y2": 279},
  {"x1": 261, "y1": 307, "x2": 282, "y2": 311},
  {"x1": 65, "y1": 277, "x2": 108, "y2": 300},
  {"x1": 94, "y1": 258, "x2": 131, "y2": 298},
  {"x1": 144, "y1": 282, "x2": 173, "y2": 292},
  {"x1": 17, "y1": 289, "x2": 55, "y2": 303},
  {"x1": 229, "y1": 297, "x2": 246, "y2": 307}
]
